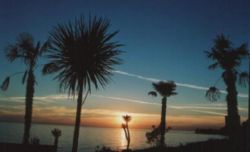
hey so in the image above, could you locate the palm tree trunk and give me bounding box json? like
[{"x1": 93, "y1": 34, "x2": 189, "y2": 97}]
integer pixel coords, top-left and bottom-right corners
[
  {"x1": 22, "y1": 68, "x2": 35, "y2": 144},
  {"x1": 248, "y1": 58, "x2": 250, "y2": 152},
  {"x1": 160, "y1": 97, "x2": 167, "y2": 148},
  {"x1": 54, "y1": 137, "x2": 59, "y2": 151},
  {"x1": 223, "y1": 70, "x2": 240, "y2": 135},
  {"x1": 126, "y1": 122, "x2": 130, "y2": 151},
  {"x1": 248, "y1": 57, "x2": 250, "y2": 121},
  {"x1": 72, "y1": 79, "x2": 84, "y2": 152}
]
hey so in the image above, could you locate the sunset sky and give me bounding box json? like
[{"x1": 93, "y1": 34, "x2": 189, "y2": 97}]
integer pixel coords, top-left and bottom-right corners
[{"x1": 0, "y1": 0, "x2": 250, "y2": 130}]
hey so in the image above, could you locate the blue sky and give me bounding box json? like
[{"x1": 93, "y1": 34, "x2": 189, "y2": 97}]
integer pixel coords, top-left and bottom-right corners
[{"x1": 0, "y1": 0, "x2": 250, "y2": 129}]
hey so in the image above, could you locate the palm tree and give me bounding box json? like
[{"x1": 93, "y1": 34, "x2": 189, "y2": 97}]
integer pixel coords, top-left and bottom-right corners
[
  {"x1": 122, "y1": 115, "x2": 131, "y2": 151},
  {"x1": 205, "y1": 86, "x2": 220, "y2": 102},
  {"x1": 148, "y1": 81, "x2": 177, "y2": 148},
  {"x1": 205, "y1": 34, "x2": 249, "y2": 132},
  {"x1": 51, "y1": 128, "x2": 62, "y2": 151},
  {"x1": 1, "y1": 33, "x2": 49, "y2": 144},
  {"x1": 43, "y1": 16, "x2": 122, "y2": 152}
]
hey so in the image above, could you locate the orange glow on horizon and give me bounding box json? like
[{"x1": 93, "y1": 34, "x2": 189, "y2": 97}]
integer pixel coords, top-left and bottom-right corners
[{"x1": 1, "y1": 106, "x2": 248, "y2": 130}]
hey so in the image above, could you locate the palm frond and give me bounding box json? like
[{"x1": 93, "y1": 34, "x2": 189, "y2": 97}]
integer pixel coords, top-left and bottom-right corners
[
  {"x1": 17, "y1": 33, "x2": 34, "y2": 45},
  {"x1": 42, "y1": 63, "x2": 61, "y2": 75},
  {"x1": 5, "y1": 33, "x2": 37, "y2": 66},
  {"x1": 51, "y1": 128, "x2": 62, "y2": 137},
  {"x1": 239, "y1": 71, "x2": 249, "y2": 87},
  {"x1": 22, "y1": 71, "x2": 28, "y2": 84},
  {"x1": 39, "y1": 40, "x2": 51, "y2": 55},
  {"x1": 5, "y1": 45, "x2": 20, "y2": 62},
  {"x1": 205, "y1": 86, "x2": 220, "y2": 102},
  {"x1": 17, "y1": 33, "x2": 34, "y2": 58},
  {"x1": 208, "y1": 62, "x2": 219, "y2": 70},
  {"x1": 152, "y1": 81, "x2": 177, "y2": 97},
  {"x1": 44, "y1": 15, "x2": 123, "y2": 95},
  {"x1": 35, "y1": 41, "x2": 41, "y2": 56},
  {"x1": 205, "y1": 34, "x2": 249, "y2": 71},
  {"x1": 148, "y1": 91, "x2": 157, "y2": 97},
  {"x1": 204, "y1": 50, "x2": 213, "y2": 59},
  {"x1": 236, "y1": 43, "x2": 249, "y2": 57},
  {"x1": 1, "y1": 77, "x2": 10, "y2": 91},
  {"x1": 214, "y1": 34, "x2": 231, "y2": 50},
  {"x1": 123, "y1": 115, "x2": 131, "y2": 122}
]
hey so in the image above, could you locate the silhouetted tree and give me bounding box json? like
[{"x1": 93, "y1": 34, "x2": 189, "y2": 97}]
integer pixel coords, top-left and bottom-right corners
[
  {"x1": 122, "y1": 115, "x2": 131, "y2": 151},
  {"x1": 43, "y1": 16, "x2": 122, "y2": 152},
  {"x1": 205, "y1": 34, "x2": 249, "y2": 133},
  {"x1": 0, "y1": 33, "x2": 49, "y2": 144},
  {"x1": 146, "y1": 125, "x2": 160, "y2": 147},
  {"x1": 148, "y1": 81, "x2": 177, "y2": 148},
  {"x1": 146, "y1": 125, "x2": 172, "y2": 147},
  {"x1": 51, "y1": 128, "x2": 62, "y2": 151}
]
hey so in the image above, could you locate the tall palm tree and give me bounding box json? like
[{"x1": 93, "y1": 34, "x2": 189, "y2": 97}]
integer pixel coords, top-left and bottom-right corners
[
  {"x1": 148, "y1": 81, "x2": 177, "y2": 148},
  {"x1": 1, "y1": 33, "x2": 49, "y2": 144},
  {"x1": 42, "y1": 16, "x2": 122, "y2": 152},
  {"x1": 122, "y1": 115, "x2": 131, "y2": 151},
  {"x1": 205, "y1": 34, "x2": 249, "y2": 132}
]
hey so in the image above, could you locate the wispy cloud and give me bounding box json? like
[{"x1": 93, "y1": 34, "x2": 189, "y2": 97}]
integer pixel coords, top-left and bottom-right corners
[
  {"x1": 113, "y1": 70, "x2": 160, "y2": 82},
  {"x1": 0, "y1": 94, "x2": 225, "y2": 116},
  {"x1": 0, "y1": 94, "x2": 72, "y2": 103},
  {"x1": 92, "y1": 95, "x2": 249, "y2": 116},
  {"x1": 113, "y1": 70, "x2": 248, "y2": 98},
  {"x1": 189, "y1": 109, "x2": 226, "y2": 116},
  {"x1": 93, "y1": 95, "x2": 249, "y2": 113},
  {"x1": 93, "y1": 94, "x2": 159, "y2": 106},
  {"x1": 1, "y1": 92, "x2": 247, "y2": 118}
]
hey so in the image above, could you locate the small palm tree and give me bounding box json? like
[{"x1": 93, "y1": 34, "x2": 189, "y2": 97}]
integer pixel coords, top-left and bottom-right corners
[
  {"x1": 148, "y1": 81, "x2": 177, "y2": 148},
  {"x1": 122, "y1": 115, "x2": 131, "y2": 151},
  {"x1": 43, "y1": 16, "x2": 123, "y2": 152},
  {"x1": 1, "y1": 33, "x2": 49, "y2": 144},
  {"x1": 51, "y1": 128, "x2": 62, "y2": 151},
  {"x1": 205, "y1": 86, "x2": 220, "y2": 102},
  {"x1": 205, "y1": 34, "x2": 249, "y2": 132}
]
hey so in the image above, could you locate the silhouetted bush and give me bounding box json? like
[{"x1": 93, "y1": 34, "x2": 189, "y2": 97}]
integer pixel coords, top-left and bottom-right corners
[
  {"x1": 30, "y1": 137, "x2": 40, "y2": 145},
  {"x1": 95, "y1": 146, "x2": 117, "y2": 152}
]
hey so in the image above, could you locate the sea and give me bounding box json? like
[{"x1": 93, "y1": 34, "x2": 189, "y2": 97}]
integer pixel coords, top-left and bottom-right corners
[{"x1": 0, "y1": 122, "x2": 226, "y2": 152}]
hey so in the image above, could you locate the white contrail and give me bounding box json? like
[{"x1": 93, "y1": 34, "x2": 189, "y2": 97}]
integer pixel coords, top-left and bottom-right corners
[
  {"x1": 113, "y1": 70, "x2": 160, "y2": 82},
  {"x1": 93, "y1": 94, "x2": 160, "y2": 105},
  {"x1": 91, "y1": 95, "x2": 228, "y2": 116},
  {"x1": 190, "y1": 109, "x2": 226, "y2": 116},
  {"x1": 113, "y1": 70, "x2": 248, "y2": 98}
]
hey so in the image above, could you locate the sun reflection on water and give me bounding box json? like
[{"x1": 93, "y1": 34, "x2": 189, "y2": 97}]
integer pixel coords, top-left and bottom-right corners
[{"x1": 119, "y1": 128, "x2": 127, "y2": 150}]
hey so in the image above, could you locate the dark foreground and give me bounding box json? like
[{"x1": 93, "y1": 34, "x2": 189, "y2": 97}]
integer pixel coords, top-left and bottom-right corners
[
  {"x1": 0, "y1": 143, "x2": 56, "y2": 152},
  {"x1": 133, "y1": 139, "x2": 248, "y2": 152},
  {"x1": 95, "y1": 138, "x2": 249, "y2": 152},
  {"x1": 1, "y1": 139, "x2": 249, "y2": 152},
  {"x1": 132, "y1": 124, "x2": 249, "y2": 152}
]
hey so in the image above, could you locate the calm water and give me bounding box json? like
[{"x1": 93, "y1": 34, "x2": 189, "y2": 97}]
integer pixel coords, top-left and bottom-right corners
[{"x1": 0, "y1": 122, "x2": 225, "y2": 152}]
